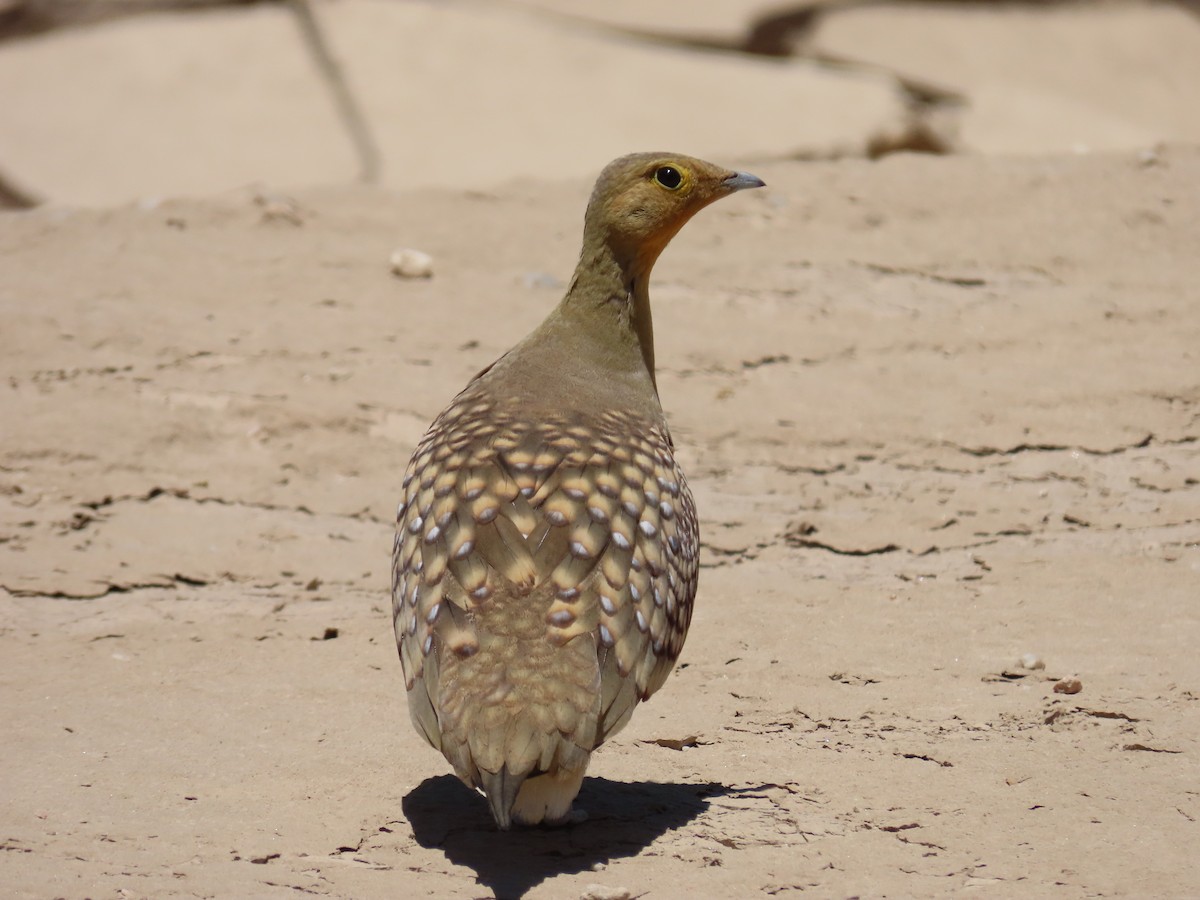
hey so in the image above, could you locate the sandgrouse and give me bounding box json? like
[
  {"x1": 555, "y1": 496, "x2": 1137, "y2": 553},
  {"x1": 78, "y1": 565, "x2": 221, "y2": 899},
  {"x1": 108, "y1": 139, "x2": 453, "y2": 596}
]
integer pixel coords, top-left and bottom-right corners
[{"x1": 392, "y1": 153, "x2": 764, "y2": 829}]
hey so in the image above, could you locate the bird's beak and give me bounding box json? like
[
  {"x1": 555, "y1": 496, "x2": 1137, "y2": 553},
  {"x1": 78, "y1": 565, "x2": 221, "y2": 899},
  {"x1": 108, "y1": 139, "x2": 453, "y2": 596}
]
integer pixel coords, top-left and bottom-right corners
[{"x1": 722, "y1": 170, "x2": 766, "y2": 193}]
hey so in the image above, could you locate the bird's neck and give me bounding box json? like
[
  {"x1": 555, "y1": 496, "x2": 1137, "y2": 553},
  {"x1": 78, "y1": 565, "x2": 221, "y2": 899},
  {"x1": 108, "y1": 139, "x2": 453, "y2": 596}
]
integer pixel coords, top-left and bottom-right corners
[{"x1": 555, "y1": 239, "x2": 658, "y2": 388}]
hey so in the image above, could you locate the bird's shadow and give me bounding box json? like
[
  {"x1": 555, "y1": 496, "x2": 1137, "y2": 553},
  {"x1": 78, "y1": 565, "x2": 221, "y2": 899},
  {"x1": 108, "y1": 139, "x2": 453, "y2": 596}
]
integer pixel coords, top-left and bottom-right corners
[{"x1": 401, "y1": 774, "x2": 729, "y2": 899}]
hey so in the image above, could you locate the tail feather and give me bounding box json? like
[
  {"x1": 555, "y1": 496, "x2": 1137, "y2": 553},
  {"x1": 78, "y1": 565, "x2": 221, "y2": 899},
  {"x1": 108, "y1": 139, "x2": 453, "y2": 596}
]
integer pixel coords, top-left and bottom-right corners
[
  {"x1": 478, "y1": 765, "x2": 586, "y2": 829},
  {"x1": 478, "y1": 768, "x2": 523, "y2": 831},
  {"x1": 432, "y1": 588, "x2": 602, "y2": 829}
]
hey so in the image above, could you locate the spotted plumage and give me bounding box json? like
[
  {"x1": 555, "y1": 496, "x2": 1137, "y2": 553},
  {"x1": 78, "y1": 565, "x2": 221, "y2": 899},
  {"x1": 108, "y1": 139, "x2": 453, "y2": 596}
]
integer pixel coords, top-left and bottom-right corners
[{"x1": 392, "y1": 152, "x2": 764, "y2": 828}]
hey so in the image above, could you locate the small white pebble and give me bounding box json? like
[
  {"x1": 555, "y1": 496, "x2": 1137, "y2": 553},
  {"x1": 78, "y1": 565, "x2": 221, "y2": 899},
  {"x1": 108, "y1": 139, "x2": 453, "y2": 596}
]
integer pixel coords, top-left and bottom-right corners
[
  {"x1": 579, "y1": 885, "x2": 632, "y2": 900},
  {"x1": 1053, "y1": 677, "x2": 1083, "y2": 695},
  {"x1": 390, "y1": 248, "x2": 434, "y2": 279},
  {"x1": 256, "y1": 193, "x2": 304, "y2": 226},
  {"x1": 1019, "y1": 653, "x2": 1045, "y2": 671},
  {"x1": 1136, "y1": 146, "x2": 1161, "y2": 168},
  {"x1": 522, "y1": 271, "x2": 563, "y2": 290}
]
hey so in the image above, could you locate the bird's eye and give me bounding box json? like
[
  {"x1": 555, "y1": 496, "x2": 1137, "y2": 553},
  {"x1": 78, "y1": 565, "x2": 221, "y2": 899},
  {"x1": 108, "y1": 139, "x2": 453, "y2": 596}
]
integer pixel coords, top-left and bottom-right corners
[{"x1": 654, "y1": 166, "x2": 683, "y2": 190}]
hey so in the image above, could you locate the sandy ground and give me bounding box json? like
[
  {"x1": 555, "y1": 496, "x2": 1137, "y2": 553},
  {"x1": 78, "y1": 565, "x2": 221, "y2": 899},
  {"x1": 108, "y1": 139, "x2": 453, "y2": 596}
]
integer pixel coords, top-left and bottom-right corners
[{"x1": 3, "y1": 2, "x2": 1200, "y2": 898}]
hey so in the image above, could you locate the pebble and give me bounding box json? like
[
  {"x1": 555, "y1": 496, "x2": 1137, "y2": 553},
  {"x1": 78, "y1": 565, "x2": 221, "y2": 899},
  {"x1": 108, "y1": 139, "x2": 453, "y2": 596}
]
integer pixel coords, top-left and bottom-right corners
[
  {"x1": 579, "y1": 886, "x2": 632, "y2": 900},
  {"x1": 522, "y1": 271, "x2": 563, "y2": 290},
  {"x1": 255, "y1": 192, "x2": 304, "y2": 226},
  {"x1": 390, "y1": 248, "x2": 434, "y2": 279},
  {"x1": 1053, "y1": 677, "x2": 1083, "y2": 695},
  {"x1": 1018, "y1": 653, "x2": 1045, "y2": 671}
]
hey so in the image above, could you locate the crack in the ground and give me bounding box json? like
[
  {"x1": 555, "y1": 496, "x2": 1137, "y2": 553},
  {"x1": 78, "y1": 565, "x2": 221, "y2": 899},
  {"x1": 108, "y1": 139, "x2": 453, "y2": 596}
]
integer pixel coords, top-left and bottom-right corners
[
  {"x1": 8, "y1": 365, "x2": 136, "y2": 388},
  {"x1": 331, "y1": 820, "x2": 403, "y2": 862},
  {"x1": 958, "y1": 433, "x2": 1196, "y2": 458},
  {"x1": 75, "y1": 485, "x2": 388, "y2": 525},
  {"x1": 773, "y1": 513, "x2": 1199, "y2": 567},
  {"x1": 1133, "y1": 476, "x2": 1199, "y2": 493},
  {"x1": 776, "y1": 462, "x2": 848, "y2": 476},
  {"x1": 919, "y1": 518, "x2": 1200, "y2": 558},
  {"x1": 83, "y1": 485, "x2": 314, "y2": 516},
  {"x1": 1, "y1": 572, "x2": 208, "y2": 600},
  {"x1": 498, "y1": 0, "x2": 967, "y2": 161},
  {"x1": 786, "y1": 536, "x2": 900, "y2": 557},
  {"x1": 669, "y1": 350, "x2": 848, "y2": 378},
  {"x1": 897, "y1": 752, "x2": 954, "y2": 768},
  {"x1": 260, "y1": 881, "x2": 325, "y2": 896},
  {"x1": 700, "y1": 541, "x2": 771, "y2": 568},
  {"x1": 741, "y1": 354, "x2": 792, "y2": 370},
  {"x1": 859, "y1": 261, "x2": 988, "y2": 287}
]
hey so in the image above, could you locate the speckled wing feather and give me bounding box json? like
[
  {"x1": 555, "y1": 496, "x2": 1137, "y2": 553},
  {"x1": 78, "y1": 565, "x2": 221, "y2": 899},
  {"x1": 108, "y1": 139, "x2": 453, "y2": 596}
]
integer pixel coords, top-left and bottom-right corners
[{"x1": 391, "y1": 386, "x2": 698, "y2": 761}]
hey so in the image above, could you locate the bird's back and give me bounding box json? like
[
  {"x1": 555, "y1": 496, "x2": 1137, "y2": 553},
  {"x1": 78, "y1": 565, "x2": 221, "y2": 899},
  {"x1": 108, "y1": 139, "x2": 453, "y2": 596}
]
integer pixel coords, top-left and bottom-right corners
[{"x1": 392, "y1": 366, "x2": 698, "y2": 827}]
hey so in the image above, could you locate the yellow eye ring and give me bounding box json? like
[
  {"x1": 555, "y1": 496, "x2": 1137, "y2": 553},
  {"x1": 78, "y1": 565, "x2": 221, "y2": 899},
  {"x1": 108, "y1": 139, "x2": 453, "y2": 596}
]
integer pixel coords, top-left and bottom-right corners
[{"x1": 654, "y1": 166, "x2": 684, "y2": 190}]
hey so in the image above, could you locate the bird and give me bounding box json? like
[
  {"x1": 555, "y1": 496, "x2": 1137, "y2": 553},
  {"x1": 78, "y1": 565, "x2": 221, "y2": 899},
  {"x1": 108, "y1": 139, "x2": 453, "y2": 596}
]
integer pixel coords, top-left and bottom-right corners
[{"x1": 392, "y1": 152, "x2": 764, "y2": 829}]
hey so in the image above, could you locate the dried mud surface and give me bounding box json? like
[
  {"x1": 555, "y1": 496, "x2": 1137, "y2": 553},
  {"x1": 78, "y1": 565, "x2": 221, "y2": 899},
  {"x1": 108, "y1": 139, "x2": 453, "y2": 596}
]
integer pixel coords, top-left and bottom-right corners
[{"x1": 2, "y1": 147, "x2": 1197, "y2": 897}]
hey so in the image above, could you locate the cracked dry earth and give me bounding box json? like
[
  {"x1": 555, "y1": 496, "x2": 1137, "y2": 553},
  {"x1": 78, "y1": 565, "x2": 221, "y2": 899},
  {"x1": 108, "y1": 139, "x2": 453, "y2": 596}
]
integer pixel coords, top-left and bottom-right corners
[{"x1": 2, "y1": 150, "x2": 1198, "y2": 898}]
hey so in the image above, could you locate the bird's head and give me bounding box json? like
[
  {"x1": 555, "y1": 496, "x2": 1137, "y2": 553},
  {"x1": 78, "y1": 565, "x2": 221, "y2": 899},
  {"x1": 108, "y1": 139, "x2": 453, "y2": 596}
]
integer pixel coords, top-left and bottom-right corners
[{"x1": 582, "y1": 152, "x2": 765, "y2": 280}]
